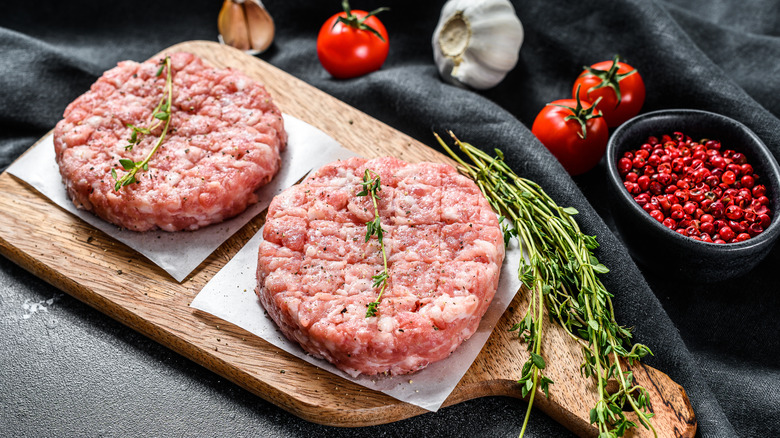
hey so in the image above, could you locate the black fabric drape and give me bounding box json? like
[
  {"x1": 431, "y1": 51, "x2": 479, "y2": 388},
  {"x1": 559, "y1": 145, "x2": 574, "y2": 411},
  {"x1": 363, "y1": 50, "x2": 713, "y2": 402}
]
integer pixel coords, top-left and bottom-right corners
[{"x1": 2, "y1": 1, "x2": 778, "y2": 436}]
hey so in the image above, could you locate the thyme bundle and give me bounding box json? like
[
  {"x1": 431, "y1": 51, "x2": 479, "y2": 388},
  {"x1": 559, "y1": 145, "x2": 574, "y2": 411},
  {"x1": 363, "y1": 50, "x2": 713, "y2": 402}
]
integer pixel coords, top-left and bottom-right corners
[
  {"x1": 357, "y1": 169, "x2": 389, "y2": 317},
  {"x1": 435, "y1": 132, "x2": 656, "y2": 438},
  {"x1": 111, "y1": 56, "x2": 173, "y2": 191}
]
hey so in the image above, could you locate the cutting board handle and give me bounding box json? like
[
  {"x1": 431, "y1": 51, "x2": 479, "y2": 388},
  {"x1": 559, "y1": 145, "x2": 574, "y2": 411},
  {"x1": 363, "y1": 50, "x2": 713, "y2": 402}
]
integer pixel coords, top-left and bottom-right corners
[
  {"x1": 434, "y1": 281, "x2": 697, "y2": 438},
  {"x1": 460, "y1": 362, "x2": 696, "y2": 437}
]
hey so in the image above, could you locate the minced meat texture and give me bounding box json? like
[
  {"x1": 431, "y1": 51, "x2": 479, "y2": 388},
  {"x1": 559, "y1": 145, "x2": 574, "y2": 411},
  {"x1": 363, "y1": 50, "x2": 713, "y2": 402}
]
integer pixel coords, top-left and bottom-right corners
[
  {"x1": 53, "y1": 52, "x2": 286, "y2": 232},
  {"x1": 256, "y1": 157, "x2": 504, "y2": 376}
]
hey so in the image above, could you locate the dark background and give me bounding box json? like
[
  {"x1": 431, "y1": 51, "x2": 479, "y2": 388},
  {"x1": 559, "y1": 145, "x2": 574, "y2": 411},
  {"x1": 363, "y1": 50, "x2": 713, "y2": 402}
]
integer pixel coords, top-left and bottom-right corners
[{"x1": 1, "y1": 1, "x2": 779, "y2": 436}]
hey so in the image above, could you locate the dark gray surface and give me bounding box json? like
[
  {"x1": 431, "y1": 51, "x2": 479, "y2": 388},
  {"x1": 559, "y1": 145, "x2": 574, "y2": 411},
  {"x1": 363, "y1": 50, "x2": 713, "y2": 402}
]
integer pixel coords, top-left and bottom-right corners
[{"x1": 2, "y1": 1, "x2": 779, "y2": 437}]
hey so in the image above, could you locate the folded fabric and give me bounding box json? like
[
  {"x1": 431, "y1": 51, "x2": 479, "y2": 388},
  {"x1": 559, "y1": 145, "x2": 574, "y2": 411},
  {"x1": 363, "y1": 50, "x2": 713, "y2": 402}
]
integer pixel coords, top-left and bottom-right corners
[{"x1": 1, "y1": 1, "x2": 778, "y2": 436}]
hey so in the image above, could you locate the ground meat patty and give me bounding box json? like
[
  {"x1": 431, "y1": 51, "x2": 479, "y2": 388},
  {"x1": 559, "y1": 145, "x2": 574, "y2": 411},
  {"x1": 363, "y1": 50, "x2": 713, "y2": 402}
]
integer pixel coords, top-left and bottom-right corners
[
  {"x1": 53, "y1": 52, "x2": 286, "y2": 231},
  {"x1": 256, "y1": 157, "x2": 505, "y2": 376}
]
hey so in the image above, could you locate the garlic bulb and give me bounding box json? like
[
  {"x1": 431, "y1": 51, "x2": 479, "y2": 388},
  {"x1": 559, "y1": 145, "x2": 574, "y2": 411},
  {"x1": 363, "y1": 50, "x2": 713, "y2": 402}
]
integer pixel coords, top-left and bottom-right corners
[
  {"x1": 432, "y1": 0, "x2": 524, "y2": 90},
  {"x1": 218, "y1": 0, "x2": 275, "y2": 54}
]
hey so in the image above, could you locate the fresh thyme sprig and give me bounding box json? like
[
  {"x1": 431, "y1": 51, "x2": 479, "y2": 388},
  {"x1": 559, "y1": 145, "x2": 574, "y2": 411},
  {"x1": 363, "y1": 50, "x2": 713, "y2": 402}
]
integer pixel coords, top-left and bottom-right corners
[
  {"x1": 435, "y1": 132, "x2": 656, "y2": 438},
  {"x1": 111, "y1": 56, "x2": 173, "y2": 191},
  {"x1": 507, "y1": 217, "x2": 555, "y2": 437},
  {"x1": 357, "y1": 168, "x2": 389, "y2": 318}
]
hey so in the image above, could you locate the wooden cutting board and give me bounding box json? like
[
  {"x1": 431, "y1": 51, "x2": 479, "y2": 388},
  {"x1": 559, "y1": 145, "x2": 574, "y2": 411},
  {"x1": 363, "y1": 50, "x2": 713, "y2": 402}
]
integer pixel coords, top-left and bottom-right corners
[{"x1": 0, "y1": 41, "x2": 696, "y2": 437}]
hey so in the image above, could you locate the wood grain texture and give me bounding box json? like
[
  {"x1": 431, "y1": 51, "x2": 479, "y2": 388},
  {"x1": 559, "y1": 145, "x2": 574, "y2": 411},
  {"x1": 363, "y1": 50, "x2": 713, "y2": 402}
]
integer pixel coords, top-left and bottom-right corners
[{"x1": 0, "y1": 41, "x2": 695, "y2": 437}]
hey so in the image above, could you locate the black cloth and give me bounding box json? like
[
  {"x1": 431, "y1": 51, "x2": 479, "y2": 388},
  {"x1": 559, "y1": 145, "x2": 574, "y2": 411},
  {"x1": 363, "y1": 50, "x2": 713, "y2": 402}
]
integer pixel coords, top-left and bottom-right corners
[{"x1": 1, "y1": 1, "x2": 778, "y2": 436}]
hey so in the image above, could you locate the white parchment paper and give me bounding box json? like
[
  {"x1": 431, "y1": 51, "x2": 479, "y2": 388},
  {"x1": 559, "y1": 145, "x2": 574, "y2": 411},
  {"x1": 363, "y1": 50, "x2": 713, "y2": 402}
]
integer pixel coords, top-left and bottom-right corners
[
  {"x1": 6, "y1": 114, "x2": 358, "y2": 282},
  {"x1": 190, "y1": 225, "x2": 524, "y2": 412}
]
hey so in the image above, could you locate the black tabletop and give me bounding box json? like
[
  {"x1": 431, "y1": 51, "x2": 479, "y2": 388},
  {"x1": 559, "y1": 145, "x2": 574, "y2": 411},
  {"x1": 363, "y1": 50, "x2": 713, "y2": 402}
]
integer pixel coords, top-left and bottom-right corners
[{"x1": 2, "y1": 1, "x2": 779, "y2": 437}]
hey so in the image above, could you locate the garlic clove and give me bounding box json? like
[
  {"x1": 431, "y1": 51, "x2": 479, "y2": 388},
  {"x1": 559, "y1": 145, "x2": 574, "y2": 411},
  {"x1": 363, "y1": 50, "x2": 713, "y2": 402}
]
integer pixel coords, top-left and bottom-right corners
[
  {"x1": 433, "y1": 0, "x2": 524, "y2": 90},
  {"x1": 218, "y1": 0, "x2": 275, "y2": 54},
  {"x1": 219, "y1": 0, "x2": 250, "y2": 51},
  {"x1": 244, "y1": 0, "x2": 275, "y2": 53}
]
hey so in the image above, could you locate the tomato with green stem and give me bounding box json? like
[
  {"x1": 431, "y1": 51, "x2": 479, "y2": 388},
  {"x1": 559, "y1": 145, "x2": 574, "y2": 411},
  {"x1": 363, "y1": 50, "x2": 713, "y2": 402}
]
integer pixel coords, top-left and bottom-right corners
[
  {"x1": 531, "y1": 89, "x2": 609, "y2": 176},
  {"x1": 317, "y1": 1, "x2": 390, "y2": 79},
  {"x1": 573, "y1": 55, "x2": 645, "y2": 127}
]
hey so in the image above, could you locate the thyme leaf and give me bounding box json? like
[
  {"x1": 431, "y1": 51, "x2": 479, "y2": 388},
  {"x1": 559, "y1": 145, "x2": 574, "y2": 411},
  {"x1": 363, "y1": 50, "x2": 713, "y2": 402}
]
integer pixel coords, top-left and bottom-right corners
[
  {"x1": 111, "y1": 56, "x2": 173, "y2": 191},
  {"x1": 435, "y1": 131, "x2": 657, "y2": 438},
  {"x1": 358, "y1": 168, "x2": 389, "y2": 317}
]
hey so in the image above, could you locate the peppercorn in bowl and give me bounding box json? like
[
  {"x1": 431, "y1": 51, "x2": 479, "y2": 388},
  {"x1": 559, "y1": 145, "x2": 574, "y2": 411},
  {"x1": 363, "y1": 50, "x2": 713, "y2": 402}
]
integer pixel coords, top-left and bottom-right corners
[{"x1": 605, "y1": 109, "x2": 780, "y2": 282}]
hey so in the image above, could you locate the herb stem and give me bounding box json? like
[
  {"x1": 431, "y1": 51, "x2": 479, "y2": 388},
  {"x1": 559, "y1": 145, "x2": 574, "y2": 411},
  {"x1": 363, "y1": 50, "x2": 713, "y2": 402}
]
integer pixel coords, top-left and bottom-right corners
[
  {"x1": 111, "y1": 56, "x2": 173, "y2": 191},
  {"x1": 358, "y1": 169, "x2": 389, "y2": 317},
  {"x1": 370, "y1": 180, "x2": 389, "y2": 309},
  {"x1": 436, "y1": 131, "x2": 656, "y2": 438}
]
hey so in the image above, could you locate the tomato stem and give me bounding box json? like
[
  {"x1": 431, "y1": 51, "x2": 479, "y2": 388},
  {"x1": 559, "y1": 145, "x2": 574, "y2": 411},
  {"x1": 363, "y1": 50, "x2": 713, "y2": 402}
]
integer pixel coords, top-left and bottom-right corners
[
  {"x1": 548, "y1": 85, "x2": 603, "y2": 139},
  {"x1": 335, "y1": 0, "x2": 389, "y2": 42},
  {"x1": 582, "y1": 54, "x2": 637, "y2": 107}
]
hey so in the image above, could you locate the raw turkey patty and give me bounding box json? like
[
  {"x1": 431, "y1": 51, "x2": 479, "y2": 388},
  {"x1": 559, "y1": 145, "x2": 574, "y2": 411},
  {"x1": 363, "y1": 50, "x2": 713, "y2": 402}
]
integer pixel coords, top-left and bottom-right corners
[
  {"x1": 53, "y1": 52, "x2": 287, "y2": 231},
  {"x1": 256, "y1": 157, "x2": 505, "y2": 376}
]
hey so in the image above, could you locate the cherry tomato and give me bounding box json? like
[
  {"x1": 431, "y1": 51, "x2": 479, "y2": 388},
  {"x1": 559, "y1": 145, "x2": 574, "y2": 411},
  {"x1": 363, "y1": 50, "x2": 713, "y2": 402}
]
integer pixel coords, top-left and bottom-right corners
[
  {"x1": 573, "y1": 55, "x2": 645, "y2": 127},
  {"x1": 317, "y1": 2, "x2": 389, "y2": 79},
  {"x1": 531, "y1": 95, "x2": 609, "y2": 176}
]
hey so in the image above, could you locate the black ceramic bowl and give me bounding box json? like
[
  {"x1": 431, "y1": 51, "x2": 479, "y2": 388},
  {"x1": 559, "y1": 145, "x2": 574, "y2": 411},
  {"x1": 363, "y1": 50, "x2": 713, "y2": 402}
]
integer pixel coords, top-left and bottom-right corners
[{"x1": 605, "y1": 109, "x2": 780, "y2": 282}]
